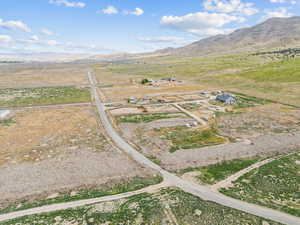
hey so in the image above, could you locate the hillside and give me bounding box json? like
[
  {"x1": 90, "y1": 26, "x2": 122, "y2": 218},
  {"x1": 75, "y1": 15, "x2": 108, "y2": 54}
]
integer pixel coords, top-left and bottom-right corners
[{"x1": 158, "y1": 17, "x2": 300, "y2": 56}]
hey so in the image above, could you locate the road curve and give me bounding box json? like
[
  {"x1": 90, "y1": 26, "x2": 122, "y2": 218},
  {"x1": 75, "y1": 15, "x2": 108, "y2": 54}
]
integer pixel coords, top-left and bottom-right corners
[{"x1": 88, "y1": 72, "x2": 300, "y2": 225}]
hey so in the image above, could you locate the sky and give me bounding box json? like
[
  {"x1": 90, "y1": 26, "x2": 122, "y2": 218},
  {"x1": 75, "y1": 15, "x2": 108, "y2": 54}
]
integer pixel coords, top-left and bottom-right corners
[{"x1": 0, "y1": 0, "x2": 299, "y2": 55}]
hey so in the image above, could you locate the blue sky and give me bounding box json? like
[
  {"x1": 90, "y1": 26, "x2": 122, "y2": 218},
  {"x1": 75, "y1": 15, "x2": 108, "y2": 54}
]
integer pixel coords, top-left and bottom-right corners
[{"x1": 0, "y1": 0, "x2": 299, "y2": 54}]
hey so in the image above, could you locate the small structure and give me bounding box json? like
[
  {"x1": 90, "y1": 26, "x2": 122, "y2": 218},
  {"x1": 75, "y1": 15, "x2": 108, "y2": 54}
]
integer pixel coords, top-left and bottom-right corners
[
  {"x1": 162, "y1": 77, "x2": 177, "y2": 82},
  {"x1": 141, "y1": 98, "x2": 152, "y2": 104},
  {"x1": 0, "y1": 110, "x2": 10, "y2": 119},
  {"x1": 185, "y1": 121, "x2": 198, "y2": 128},
  {"x1": 128, "y1": 97, "x2": 138, "y2": 104},
  {"x1": 216, "y1": 94, "x2": 237, "y2": 105}
]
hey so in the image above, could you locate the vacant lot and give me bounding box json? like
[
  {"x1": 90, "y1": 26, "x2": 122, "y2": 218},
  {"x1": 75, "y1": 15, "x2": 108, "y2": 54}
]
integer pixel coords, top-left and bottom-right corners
[
  {"x1": 0, "y1": 64, "x2": 88, "y2": 88},
  {"x1": 217, "y1": 104, "x2": 300, "y2": 139},
  {"x1": 0, "y1": 188, "x2": 281, "y2": 225},
  {"x1": 0, "y1": 106, "x2": 108, "y2": 166},
  {"x1": 0, "y1": 86, "x2": 90, "y2": 108},
  {"x1": 158, "y1": 127, "x2": 227, "y2": 152},
  {"x1": 179, "y1": 158, "x2": 260, "y2": 185},
  {"x1": 221, "y1": 152, "x2": 300, "y2": 216},
  {"x1": 116, "y1": 113, "x2": 185, "y2": 124},
  {"x1": 101, "y1": 84, "x2": 203, "y2": 102},
  {"x1": 0, "y1": 105, "x2": 158, "y2": 209}
]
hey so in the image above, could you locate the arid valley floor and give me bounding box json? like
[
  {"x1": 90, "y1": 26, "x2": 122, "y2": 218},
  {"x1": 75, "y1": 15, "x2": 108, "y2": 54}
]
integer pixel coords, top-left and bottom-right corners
[{"x1": 0, "y1": 53, "x2": 299, "y2": 225}]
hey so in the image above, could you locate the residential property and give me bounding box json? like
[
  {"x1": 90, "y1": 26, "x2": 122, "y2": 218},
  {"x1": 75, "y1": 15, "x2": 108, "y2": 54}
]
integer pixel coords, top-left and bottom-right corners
[{"x1": 216, "y1": 93, "x2": 237, "y2": 105}]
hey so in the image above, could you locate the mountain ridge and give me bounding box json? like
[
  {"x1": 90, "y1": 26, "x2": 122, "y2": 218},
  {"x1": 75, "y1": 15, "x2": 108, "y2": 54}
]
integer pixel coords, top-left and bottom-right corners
[{"x1": 156, "y1": 16, "x2": 300, "y2": 56}]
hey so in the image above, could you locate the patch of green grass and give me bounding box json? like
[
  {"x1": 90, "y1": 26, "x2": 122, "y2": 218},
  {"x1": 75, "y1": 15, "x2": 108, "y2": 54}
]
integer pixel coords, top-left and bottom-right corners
[
  {"x1": 179, "y1": 158, "x2": 260, "y2": 185},
  {"x1": 221, "y1": 152, "x2": 300, "y2": 217},
  {"x1": 180, "y1": 103, "x2": 201, "y2": 111},
  {"x1": 158, "y1": 127, "x2": 227, "y2": 152},
  {"x1": 0, "y1": 86, "x2": 91, "y2": 107},
  {"x1": 117, "y1": 113, "x2": 183, "y2": 123},
  {"x1": 0, "y1": 188, "x2": 281, "y2": 225},
  {"x1": 0, "y1": 119, "x2": 15, "y2": 126},
  {"x1": 231, "y1": 92, "x2": 275, "y2": 108},
  {"x1": 146, "y1": 155, "x2": 162, "y2": 165},
  {"x1": 0, "y1": 175, "x2": 163, "y2": 215},
  {"x1": 237, "y1": 58, "x2": 300, "y2": 83}
]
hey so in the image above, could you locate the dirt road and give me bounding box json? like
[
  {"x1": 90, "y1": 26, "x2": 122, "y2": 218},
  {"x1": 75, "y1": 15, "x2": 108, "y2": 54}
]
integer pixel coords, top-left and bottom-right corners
[
  {"x1": 88, "y1": 72, "x2": 300, "y2": 225},
  {"x1": 0, "y1": 72, "x2": 298, "y2": 225}
]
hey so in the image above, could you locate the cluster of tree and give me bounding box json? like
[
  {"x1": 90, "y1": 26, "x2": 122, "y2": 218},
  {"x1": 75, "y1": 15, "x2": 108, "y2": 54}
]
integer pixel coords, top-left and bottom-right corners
[
  {"x1": 0, "y1": 61, "x2": 23, "y2": 64},
  {"x1": 253, "y1": 48, "x2": 300, "y2": 59},
  {"x1": 141, "y1": 78, "x2": 150, "y2": 84}
]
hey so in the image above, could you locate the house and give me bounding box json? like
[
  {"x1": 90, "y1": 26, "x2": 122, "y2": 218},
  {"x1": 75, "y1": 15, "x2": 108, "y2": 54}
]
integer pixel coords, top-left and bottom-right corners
[{"x1": 216, "y1": 94, "x2": 237, "y2": 105}]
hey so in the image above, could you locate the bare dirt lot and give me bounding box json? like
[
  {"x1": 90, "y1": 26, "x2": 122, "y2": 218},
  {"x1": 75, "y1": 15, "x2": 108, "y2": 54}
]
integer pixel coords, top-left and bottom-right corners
[
  {"x1": 0, "y1": 105, "x2": 110, "y2": 166},
  {"x1": 100, "y1": 85, "x2": 204, "y2": 102},
  {"x1": 110, "y1": 104, "x2": 180, "y2": 116},
  {"x1": 0, "y1": 64, "x2": 89, "y2": 88},
  {"x1": 0, "y1": 105, "x2": 157, "y2": 206},
  {"x1": 115, "y1": 109, "x2": 300, "y2": 171},
  {"x1": 217, "y1": 104, "x2": 300, "y2": 139}
]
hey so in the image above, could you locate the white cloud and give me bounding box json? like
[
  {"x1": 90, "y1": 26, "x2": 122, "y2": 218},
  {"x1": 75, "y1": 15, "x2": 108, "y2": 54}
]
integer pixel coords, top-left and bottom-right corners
[
  {"x1": 40, "y1": 28, "x2": 55, "y2": 36},
  {"x1": 204, "y1": 0, "x2": 259, "y2": 16},
  {"x1": 132, "y1": 8, "x2": 144, "y2": 16},
  {"x1": 270, "y1": 0, "x2": 297, "y2": 4},
  {"x1": 0, "y1": 35, "x2": 12, "y2": 43},
  {"x1": 264, "y1": 7, "x2": 294, "y2": 19},
  {"x1": 100, "y1": 6, "x2": 119, "y2": 15},
  {"x1": 161, "y1": 12, "x2": 244, "y2": 36},
  {"x1": 49, "y1": 0, "x2": 86, "y2": 8},
  {"x1": 0, "y1": 19, "x2": 31, "y2": 32},
  {"x1": 18, "y1": 36, "x2": 61, "y2": 47},
  {"x1": 123, "y1": 8, "x2": 144, "y2": 16}
]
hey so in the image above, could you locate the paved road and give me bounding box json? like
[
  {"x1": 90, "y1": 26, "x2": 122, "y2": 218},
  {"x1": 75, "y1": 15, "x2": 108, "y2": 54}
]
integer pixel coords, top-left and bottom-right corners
[{"x1": 88, "y1": 72, "x2": 300, "y2": 225}]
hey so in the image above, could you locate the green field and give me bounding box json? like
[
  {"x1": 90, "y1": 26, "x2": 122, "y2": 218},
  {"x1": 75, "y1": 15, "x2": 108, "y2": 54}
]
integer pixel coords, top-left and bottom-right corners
[
  {"x1": 116, "y1": 113, "x2": 183, "y2": 124},
  {"x1": 96, "y1": 55, "x2": 300, "y2": 106},
  {"x1": 158, "y1": 127, "x2": 227, "y2": 152},
  {"x1": 0, "y1": 176, "x2": 162, "y2": 215},
  {"x1": 0, "y1": 188, "x2": 281, "y2": 225},
  {"x1": 0, "y1": 86, "x2": 91, "y2": 107},
  {"x1": 221, "y1": 153, "x2": 300, "y2": 216},
  {"x1": 179, "y1": 158, "x2": 260, "y2": 184}
]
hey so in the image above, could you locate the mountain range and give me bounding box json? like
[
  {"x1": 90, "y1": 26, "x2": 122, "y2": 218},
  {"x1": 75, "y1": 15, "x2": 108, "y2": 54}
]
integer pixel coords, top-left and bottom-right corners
[{"x1": 155, "y1": 16, "x2": 300, "y2": 57}]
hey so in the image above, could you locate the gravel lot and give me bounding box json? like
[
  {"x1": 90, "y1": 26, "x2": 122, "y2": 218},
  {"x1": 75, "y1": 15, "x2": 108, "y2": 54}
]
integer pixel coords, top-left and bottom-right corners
[
  {"x1": 161, "y1": 131, "x2": 300, "y2": 171},
  {"x1": 0, "y1": 150, "x2": 156, "y2": 207},
  {"x1": 118, "y1": 118, "x2": 300, "y2": 171}
]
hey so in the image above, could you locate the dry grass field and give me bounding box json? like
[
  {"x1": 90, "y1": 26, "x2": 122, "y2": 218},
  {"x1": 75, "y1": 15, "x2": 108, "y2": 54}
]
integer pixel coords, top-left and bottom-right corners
[
  {"x1": 0, "y1": 105, "x2": 159, "y2": 212},
  {"x1": 0, "y1": 64, "x2": 89, "y2": 88},
  {"x1": 217, "y1": 104, "x2": 300, "y2": 139},
  {"x1": 0, "y1": 105, "x2": 110, "y2": 166}
]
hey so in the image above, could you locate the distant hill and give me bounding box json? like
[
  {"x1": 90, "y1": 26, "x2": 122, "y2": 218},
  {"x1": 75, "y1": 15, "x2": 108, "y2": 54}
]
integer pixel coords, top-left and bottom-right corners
[{"x1": 156, "y1": 17, "x2": 300, "y2": 56}]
